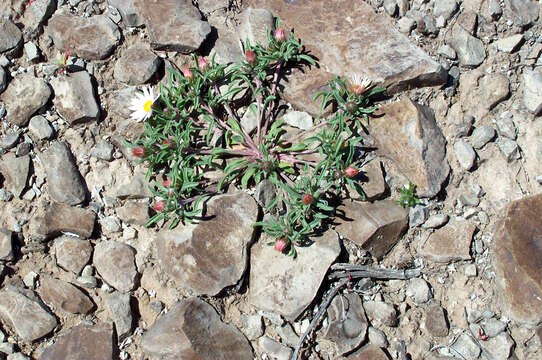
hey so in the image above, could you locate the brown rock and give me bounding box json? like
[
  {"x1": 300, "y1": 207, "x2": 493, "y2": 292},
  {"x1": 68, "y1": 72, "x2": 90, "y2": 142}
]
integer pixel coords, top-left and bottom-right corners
[
  {"x1": 370, "y1": 98, "x2": 449, "y2": 197},
  {"x1": 141, "y1": 297, "x2": 253, "y2": 359},
  {"x1": 157, "y1": 193, "x2": 257, "y2": 296},
  {"x1": 38, "y1": 276, "x2": 93, "y2": 314},
  {"x1": 32, "y1": 202, "x2": 96, "y2": 240},
  {"x1": 116, "y1": 201, "x2": 150, "y2": 226},
  {"x1": 94, "y1": 241, "x2": 138, "y2": 293},
  {"x1": 113, "y1": 45, "x2": 162, "y2": 85},
  {"x1": 249, "y1": 0, "x2": 446, "y2": 115},
  {"x1": 419, "y1": 219, "x2": 475, "y2": 263},
  {"x1": 50, "y1": 71, "x2": 100, "y2": 125},
  {"x1": 346, "y1": 345, "x2": 390, "y2": 360},
  {"x1": 424, "y1": 304, "x2": 449, "y2": 337},
  {"x1": 38, "y1": 323, "x2": 114, "y2": 360},
  {"x1": 0, "y1": 228, "x2": 14, "y2": 261},
  {"x1": 0, "y1": 18, "x2": 22, "y2": 54},
  {"x1": 0, "y1": 154, "x2": 30, "y2": 198},
  {"x1": 335, "y1": 200, "x2": 408, "y2": 259},
  {"x1": 54, "y1": 235, "x2": 93, "y2": 274},
  {"x1": 114, "y1": 173, "x2": 153, "y2": 199},
  {"x1": 0, "y1": 74, "x2": 51, "y2": 126},
  {"x1": 354, "y1": 160, "x2": 387, "y2": 200},
  {"x1": 495, "y1": 194, "x2": 542, "y2": 324}
]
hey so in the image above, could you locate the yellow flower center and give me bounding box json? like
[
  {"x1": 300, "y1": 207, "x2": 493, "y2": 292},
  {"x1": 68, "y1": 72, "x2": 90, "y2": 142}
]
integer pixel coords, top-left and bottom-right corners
[{"x1": 143, "y1": 100, "x2": 152, "y2": 112}]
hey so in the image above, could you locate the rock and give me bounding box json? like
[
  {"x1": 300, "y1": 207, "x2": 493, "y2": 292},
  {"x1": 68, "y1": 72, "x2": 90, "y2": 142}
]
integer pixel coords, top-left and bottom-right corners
[
  {"x1": 456, "y1": 11, "x2": 478, "y2": 35},
  {"x1": 0, "y1": 285, "x2": 57, "y2": 342},
  {"x1": 384, "y1": 0, "x2": 397, "y2": 16},
  {"x1": 496, "y1": 138, "x2": 519, "y2": 162},
  {"x1": 424, "y1": 304, "x2": 449, "y2": 337},
  {"x1": 470, "y1": 125, "x2": 496, "y2": 149},
  {"x1": 41, "y1": 142, "x2": 86, "y2": 205},
  {"x1": 0, "y1": 74, "x2": 51, "y2": 126},
  {"x1": 237, "y1": 8, "x2": 275, "y2": 47},
  {"x1": 409, "y1": 205, "x2": 428, "y2": 228},
  {"x1": 363, "y1": 301, "x2": 398, "y2": 327},
  {"x1": 99, "y1": 216, "x2": 122, "y2": 233},
  {"x1": 370, "y1": 98, "x2": 449, "y2": 197},
  {"x1": 94, "y1": 241, "x2": 138, "y2": 293},
  {"x1": 320, "y1": 293, "x2": 368, "y2": 355},
  {"x1": 484, "y1": 332, "x2": 514, "y2": 360},
  {"x1": 367, "y1": 327, "x2": 388, "y2": 347},
  {"x1": 335, "y1": 200, "x2": 408, "y2": 259},
  {"x1": 38, "y1": 323, "x2": 114, "y2": 360},
  {"x1": 419, "y1": 219, "x2": 475, "y2": 263},
  {"x1": 38, "y1": 276, "x2": 93, "y2": 314},
  {"x1": 481, "y1": 318, "x2": 507, "y2": 337},
  {"x1": 24, "y1": 42, "x2": 39, "y2": 62},
  {"x1": 488, "y1": 0, "x2": 503, "y2": 19},
  {"x1": 495, "y1": 34, "x2": 524, "y2": 53},
  {"x1": 0, "y1": 18, "x2": 22, "y2": 55},
  {"x1": 105, "y1": 293, "x2": 132, "y2": 341},
  {"x1": 0, "y1": 342, "x2": 15, "y2": 354},
  {"x1": 480, "y1": 74, "x2": 510, "y2": 110},
  {"x1": 0, "y1": 228, "x2": 13, "y2": 261},
  {"x1": 141, "y1": 298, "x2": 253, "y2": 359},
  {"x1": 406, "y1": 278, "x2": 432, "y2": 303},
  {"x1": 523, "y1": 70, "x2": 542, "y2": 115},
  {"x1": 23, "y1": 271, "x2": 38, "y2": 289},
  {"x1": 29, "y1": 115, "x2": 54, "y2": 141},
  {"x1": 241, "y1": 314, "x2": 264, "y2": 340},
  {"x1": 107, "y1": 0, "x2": 144, "y2": 26},
  {"x1": 276, "y1": 324, "x2": 299, "y2": 347},
  {"x1": 282, "y1": 111, "x2": 313, "y2": 130},
  {"x1": 459, "y1": 193, "x2": 480, "y2": 207},
  {"x1": 157, "y1": 193, "x2": 257, "y2": 295},
  {"x1": 438, "y1": 44, "x2": 456, "y2": 59},
  {"x1": 258, "y1": 337, "x2": 292, "y2": 360},
  {"x1": 138, "y1": 0, "x2": 211, "y2": 53},
  {"x1": 503, "y1": 0, "x2": 539, "y2": 27},
  {"x1": 496, "y1": 116, "x2": 517, "y2": 140},
  {"x1": 33, "y1": 202, "x2": 96, "y2": 240},
  {"x1": 90, "y1": 141, "x2": 114, "y2": 161},
  {"x1": 8, "y1": 354, "x2": 29, "y2": 360},
  {"x1": 358, "y1": 160, "x2": 387, "y2": 200},
  {"x1": 23, "y1": 0, "x2": 57, "y2": 28},
  {"x1": 465, "y1": 264, "x2": 477, "y2": 277},
  {"x1": 422, "y1": 214, "x2": 449, "y2": 229},
  {"x1": 115, "y1": 201, "x2": 150, "y2": 226},
  {"x1": 0, "y1": 66, "x2": 5, "y2": 93},
  {"x1": 114, "y1": 173, "x2": 153, "y2": 199},
  {"x1": 211, "y1": 30, "x2": 245, "y2": 64},
  {"x1": 0, "y1": 154, "x2": 30, "y2": 198},
  {"x1": 48, "y1": 13, "x2": 121, "y2": 60},
  {"x1": 240, "y1": 104, "x2": 258, "y2": 134},
  {"x1": 346, "y1": 345, "x2": 390, "y2": 360},
  {"x1": 250, "y1": 230, "x2": 340, "y2": 321},
  {"x1": 51, "y1": 71, "x2": 99, "y2": 125},
  {"x1": 453, "y1": 139, "x2": 476, "y2": 170},
  {"x1": 0, "y1": 133, "x2": 18, "y2": 150},
  {"x1": 397, "y1": 17, "x2": 416, "y2": 33},
  {"x1": 249, "y1": 0, "x2": 446, "y2": 115},
  {"x1": 495, "y1": 194, "x2": 542, "y2": 324},
  {"x1": 54, "y1": 235, "x2": 93, "y2": 274},
  {"x1": 451, "y1": 333, "x2": 481, "y2": 359},
  {"x1": 114, "y1": 46, "x2": 162, "y2": 85},
  {"x1": 447, "y1": 25, "x2": 485, "y2": 67},
  {"x1": 433, "y1": 0, "x2": 458, "y2": 21}
]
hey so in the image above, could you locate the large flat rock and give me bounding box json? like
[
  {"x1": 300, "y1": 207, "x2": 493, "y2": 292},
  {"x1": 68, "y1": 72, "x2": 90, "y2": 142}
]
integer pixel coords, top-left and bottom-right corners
[
  {"x1": 0, "y1": 74, "x2": 51, "y2": 126},
  {"x1": 50, "y1": 71, "x2": 100, "y2": 125},
  {"x1": 249, "y1": 0, "x2": 446, "y2": 115},
  {"x1": 156, "y1": 193, "x2": 257, "y2": 296}
]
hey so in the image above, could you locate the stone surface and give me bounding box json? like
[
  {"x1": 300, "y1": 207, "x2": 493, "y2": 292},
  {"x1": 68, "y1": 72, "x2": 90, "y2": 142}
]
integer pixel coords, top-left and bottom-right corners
[
  {"x1": 424, "y1": 304, "x2": 449, "y2": 337},
  {"x1": 480, "y1": 74, "x2": 510, "y2": 110},
  {"x1": 0, "y1": 133, "x2": 18, "y2": 150},
  {"x1": 471, "y1": 125, "x2": 495, "y2": 149},
  {"x1": 0, "y1": 66, "x2": 5, "y2": 93},
  {"x1": 258, "y1": 337, "x2": 292, "y2": 360},
  {"x1": 419, "y1": 219, "x2": 476, "y2": 263},
  {"x1": 137, "y1": 0, "x2": 211, "y2": 53},
  {"x1": 141, "y1": 298, "x2": 253, "y2": 359},
  {"x1": 0, "y1": 74, "x2": 51, "y2": 126},
  {"x1": 346, "y1": 345, "x2": 390, "y2": 360},
  {"x1": 114, "y1": 173, "x2": 153, "y2": 199},
  {"x1": 50, "y1": 71, "x2": 100, "y2": 125},
  {"x1": 38, "y1": 276, "x2": 93, "y2": 314},
  {"x1": 90, "y1": 141, "x2": 114, "y2": 161},
  {"x1": 29, "y1": 115, "x2": 54, "y2": 141},
  {"x1": 451, "y1": 333, "x2": 481, "y2": 359},
  {"x1": 335, "y1": 200, "x2": 408, "y2": 259},
  {"x1": 406, "y1": 278, "x2": 432, "y2": 303},
  {"x1": 55, "y1": 235, "x2": 93, "y2": 274},
  {"x1": 422, "y1": 214, "x2": 449, "y2": 229},
  {"x1": 250, "y1": 0, "x2": 446, "y2": 114},
  {"x1": 484, "y1": 332, "x2": 514, "y2": 360},
  {"x1": 116, "y1": 201, "x2": 150, "y2": 226},
  {"x1": 94, "y1": 241, "x2": 137, "y2": 293},
  {"x1": 454, "y1": 139, "x2": 476, "y2": 170},
  {"x1": 114, "y1": 46, "x2": 162, "y2": 85},
  {"x1": 433, "y1": 0, "x2": 458, "y2": 21},
  {"x1": 157, "y1": 193, "x2": 257, "y2": 296},
  {"x1": 504, "y1": 0, "x2": 539, "y2": 27},
  {"x1": 105, "y1": 293, "x2": 132, "y2": 341},
  {"x1": 48, "y1": 13, "x2": 121, "y2": 60},
  {"x1": 523, "y1": 70, "x2": 542, "y2": 115},
  {"x1": 0, "y1": 229, "x2": 14, "y2": 262},
  {"x1": 238, "y1": 8, "x2": 275, "y2": 47},
  {"x1": 0, "y1": 18, "x2": 22, "y2": 54},
  {"x1": 23, "y1": 0, "x2": 57, "y2": 29},
  {"x1": 107, "y1": 0, "x2": 144, "y2": 26},
  {"x1": 496, "y1": 138, "x2": 519, "y2": 162},
  {"x1": 41, "y1": 142, "x2": 86, "y2": 205},
  {"x1": 363, "y1": 301, "x2": 398, "y2": 327},
  {"x1": 495, "y1": 194, "x2": 542, "y2": 324},
  {"x1": 282, "y1": 111, "x2": 313, "y2": 130},
  {"x1": 33, "y1": 202, "x2": 96, "y2": 241},
  {"x1": 447, "y1": 25, "x2": 485, "y2": 67},
  {"x1": 319, "y1": 293, "x2": 368, "y2": 355},
  {"x1": 0, "y1": 285, "x2": 57, "y2": 342},
  {"x1": 370, "y1": 98, "x2": 449, "y2": 197},
  {"x1": 0, "y1": 154, "x2": 30, "y2": 198},
  {"x1": 495, "y1": 34, "x2": 524, "y2": 53},
  {"x1": 496, "y1": 116, "x2": 517, "y2": 140},
  {"x1": 38, "y1": 323, "x2": 113, "y2": 360},
  {"x1": 250, "y1": 230, "x2": 340, "y2": 321}
]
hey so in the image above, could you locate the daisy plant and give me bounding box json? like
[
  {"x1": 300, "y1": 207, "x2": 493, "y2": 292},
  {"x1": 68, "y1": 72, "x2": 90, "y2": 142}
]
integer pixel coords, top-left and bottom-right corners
[{"x1": 126, "y1": 19, "x2": 384, "y2": 256}]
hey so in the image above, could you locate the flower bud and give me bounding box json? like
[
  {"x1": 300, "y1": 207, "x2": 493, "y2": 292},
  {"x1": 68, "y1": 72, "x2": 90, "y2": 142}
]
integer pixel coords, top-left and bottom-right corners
[
  {"x1": 302, "y1": 194, "x2": 314, "y2": 205},
  {"x1": 344, "y1": 166, "x2": 359, "y2": 178},
  {"x1": 275, "y1": 28, "x2": 286, "y2": 43},
  {"x1": 274, "y1": 238, "x2": 288, "y2": 252},
  {"x1": 163, "y1": 178, "x2": 172, "y2": 187},
  {"x1": 245, "y1": 50, "x2": 257, "y2": 65},
  {"x1": 152, "y1": 200, "x2": 166, "y2": 212},
  {"x1": 346, "y1": 101, "x2": 357, "y2": 112},
  {"x1": 132, "y1": 147, "x2": 146, "y2": 158},
  {"x1": 198, "y1": 57, "x2": 209, "y2": 71},
  {"x1": 181, "y1": 66, "x2": 194, "y2": 80}
]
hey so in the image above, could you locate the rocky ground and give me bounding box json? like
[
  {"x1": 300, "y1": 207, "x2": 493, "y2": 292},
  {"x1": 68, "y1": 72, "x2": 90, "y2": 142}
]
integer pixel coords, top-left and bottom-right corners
[{"x1": 0, "y1": 0, "x2": 541, "y2": 359}]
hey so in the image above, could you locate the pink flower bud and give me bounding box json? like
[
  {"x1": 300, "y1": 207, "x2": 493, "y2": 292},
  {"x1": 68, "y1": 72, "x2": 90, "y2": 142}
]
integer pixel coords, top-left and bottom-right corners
[
  {"x1": 344, "y1": 166, "x2": 359, "y2": 178},
  {"x1": 302, "y1": 194, "x2": 314, "y2": 205},
  {"x1": 152, "y1": 200, "x2": 166, "y2": 212},
  {"x1": 245, "y1": 50, "x2": 257, "y2": 65},
  {"x1": 132, "y1": 147, "x2": 146, "y2": 158},
  {"x1": 275, "y1": 28, "x2": 286, "y2": 43},
  {"x1": 274, "y1": 238, "x2": 288, "y2": 252},
  {"x1": 182, "y1": 66, "x2": 194, "y2": 80},
  {"x1": 198, "y1": 57, "x2": 209, "y2": 71},
  {"x1": 163, "y1": 178, "x2": 172, "y2": 187}
]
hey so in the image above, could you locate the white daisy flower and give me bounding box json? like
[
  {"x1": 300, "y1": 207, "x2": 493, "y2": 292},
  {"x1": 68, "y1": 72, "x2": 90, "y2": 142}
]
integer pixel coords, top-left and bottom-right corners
[
  {"x1": 349, "y1": 74, "x2": 373, "y2": 95},
  {"x1": 129, "y1": 86, "x2": 159, "y2": 122}
]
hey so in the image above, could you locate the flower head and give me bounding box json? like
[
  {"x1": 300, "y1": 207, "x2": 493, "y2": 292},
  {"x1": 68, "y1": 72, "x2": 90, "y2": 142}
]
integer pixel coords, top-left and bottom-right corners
[
  {"x1": 274, "y1": 238, "x2": 289, "y2": 252},
  {"x1": 182, "y1": 66, "x2": 194, "y2": 80},
  {"x1": 302, "y1": 194, "x2": 314, "y2": 205},
  {"x1": 349, "y1": 74, "x2": 373, "y2": 96},
  {"x1": 275, "y1": 28, "x2": 286, "y2": 43},
  {"x1": 344, "y1": 166, "x2": 359, "y2": 178},
  {"x1": 198, "y1": 58, "x2": 209, "y2": 71},
  {"x1": 152, "y1": 200, "x2": 166, "y2": 212},
  {"x1": 245, "y1": 50, "x2": 257, "y2": 65},
  {"x1": 132, "y1": 147, "x2": 146, "y2": 158},
  {"x1": 129, "y1": 86, "x2": 159, "y2": 122},
  {"x1": 163, "y1": 178, "x2": 172, "y2": 187}
]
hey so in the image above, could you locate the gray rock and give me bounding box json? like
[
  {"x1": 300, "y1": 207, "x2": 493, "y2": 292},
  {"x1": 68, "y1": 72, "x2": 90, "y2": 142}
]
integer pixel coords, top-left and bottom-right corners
[
  {"x1": 38, "y1": 276, "x2": 93, "y2": 314},
  {"x1": 384, "y1": 0, "x2": 398, "y2": 16},
  {"x1": 448, "y1": 25, "x2": 486, "y2": 67},
  {"x1": 115, "y1": 201, "x2": 149, "y2": 226},
  {"x1": 107, "y1": 0, "x2": 144, "y2": 26},
  {"x1": 31, "y1": 202, "x2": 96, "y2": 241},
  {"x1": 8, "y1": 353, "x2": 29, "y2": 360},
  {"x1": 0, "y1": 19, "x2": 22, "y2": 55},
  {"x1": 238, "y1": 8, "x2": 275, "y2": 47},
  {"x1": 282, "y1": 111, "x2": 313, "y2": 130},
  {"x1": 54, "y1": 235, "x2": 93, "y2": 274},
  {"x1": 15, "y1": 142, "x2": 32, "y2": 157},
  {"x1": 23, "y1": 271, "x2": 38, "y2": 289},
  {"x1": 0, "y1": 190, "x2": 13, "y2": 202},
  {"x1": 0, "y1": 66, "x2": 6, "y2": 93},
  {"x1": 90, "y1": 141, "x2": 114, "y2": 161},
  {"x1": 471, "y1": 125, "x2": 496, "y2": 149},
  {"x1": 488, "y1": 0, "x2": 503, "y2": 19},
  {"x1": 105, "y1": 293, "x2": 132, "y2": 341},
  {"x1": 419, "y1": 219, "x2": 475, "y2": 263},
  {"x1": 465, "y1": 264, "x2": 478, "y2": 277},
  {"x1": 504, "y1": 0, "x2": 539, "y2": 27},
  {"x1": 422, "y1": 213, "x2": 449, "y2": 229},
  {"x1": 24, "y1": 42, "x2": 40, "y2": 62},
  {"x1": 0, "y1": 133, "x2": 19, "y2": 150},
  {"x1": 523, "y1": 70, "x2": 542, "y2": 115},
  {"x1": 240, "y1": 104, "x2": 258, "y2": 135},
  {"x1": 497, "y1": 138, "x2": 520, "y2": 162},
  {"x1": 496, "y1": 117, "x2": 517, "y2": 140},
  {"x1": 451, "y1": 333, "x2": 481, "y2": 359},
  {"x1": 211, "y1": 30, "x2": 245, "y2": 64},
  {"x1": 0, "y1": 74, "x2": 51, "y2": 126},
  {"x1": 258, "y1": 337, "x2": 292, "y2": 360},
  {"x1": 0, "y1": 342, "x2": 15, "y2": 354},
  {"x1": 51, "y1": 71, "x2": 99, "y2": 125},
  {"x1": 409, "y1": 205, "x2": 428, "y2": 227},
  {"x1": 425, "y1": 304, "x2": 449, "y2": 337},
  {"x1": 406, "y1": 278, "x2": 432, "y2": 303},
  {"x1": 114, "y1": 173, "x2": 153, "y2": 199},
  {"x1": 76, "y1": 275, "x2": 98, "y2": 289},
  {"x1": 40, "y1": 142, "x2": 86, "y2": 205},
  {"x1": 480, "y1": 74, "x2": 510, "y2": 110},
  {"x1": 29, "y1": 115, "x2": 54, "y2": 140},
  {"x1": 0, "y1": 154, "x2": 30, "y2": 198},
  {"x1": 495, "y1": 34, "x2": 523, "y2": 53},
  {"x1": 433, "y1": 0, "x2": 457, "y2": 21},
  {"x1": 0, "y1": 229, "x2": 13, "y2": 262},
  {"x1": 485, "y1": 332, "x2": 515, "y2": 360},
  {"x1": 454, "y1": 139, "x2": 476, "y2": 170},
  {"x1": 459, "y1": 193, "x2": 480, "y2": 207},
  {"x1": 114, "y1": 46, "x2": 162, "y2": 85},
  {"x1": 397, "y1": 17, "x2": 416, "y2": 33},
  {"x1": 94, "y1": 241, "x2": 138, "y2": 293},
  {"x1": 23, "y1": 0, "x2": 57, "y2": 29},
  {"x1": 367, "y1": 327, "x2": 388, "y2": 347},
  {"x1": 363, "y1": 301, "x2": 397, "y2": 327},
  {"x1": 100, "y1": 216, "x2": 122, "y2": 233},
  {"x1": 141, "y1": 298, "x2": 253, "y2": 359},
  {"x1": 481, "y1": 318, "x2": 507, "y2": 337},
  {"x1": 276, "y1": 324, "x2": 299, "y2": 347},
  {"x1": 0, "y1": 285, "x2": 57, "y2": 342},
  {"x1": 48, "y1": 13, "x2": 121, "y2": 60},
  {"x1": 438, "y1": 44, "x2": 456, "y2": 59},
  {"x1": 241, "y1": 314, "x2": 264, "y2": 340},
  {"x1": 197, "y1": 0, "x2": 230, "y2": 13}
]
